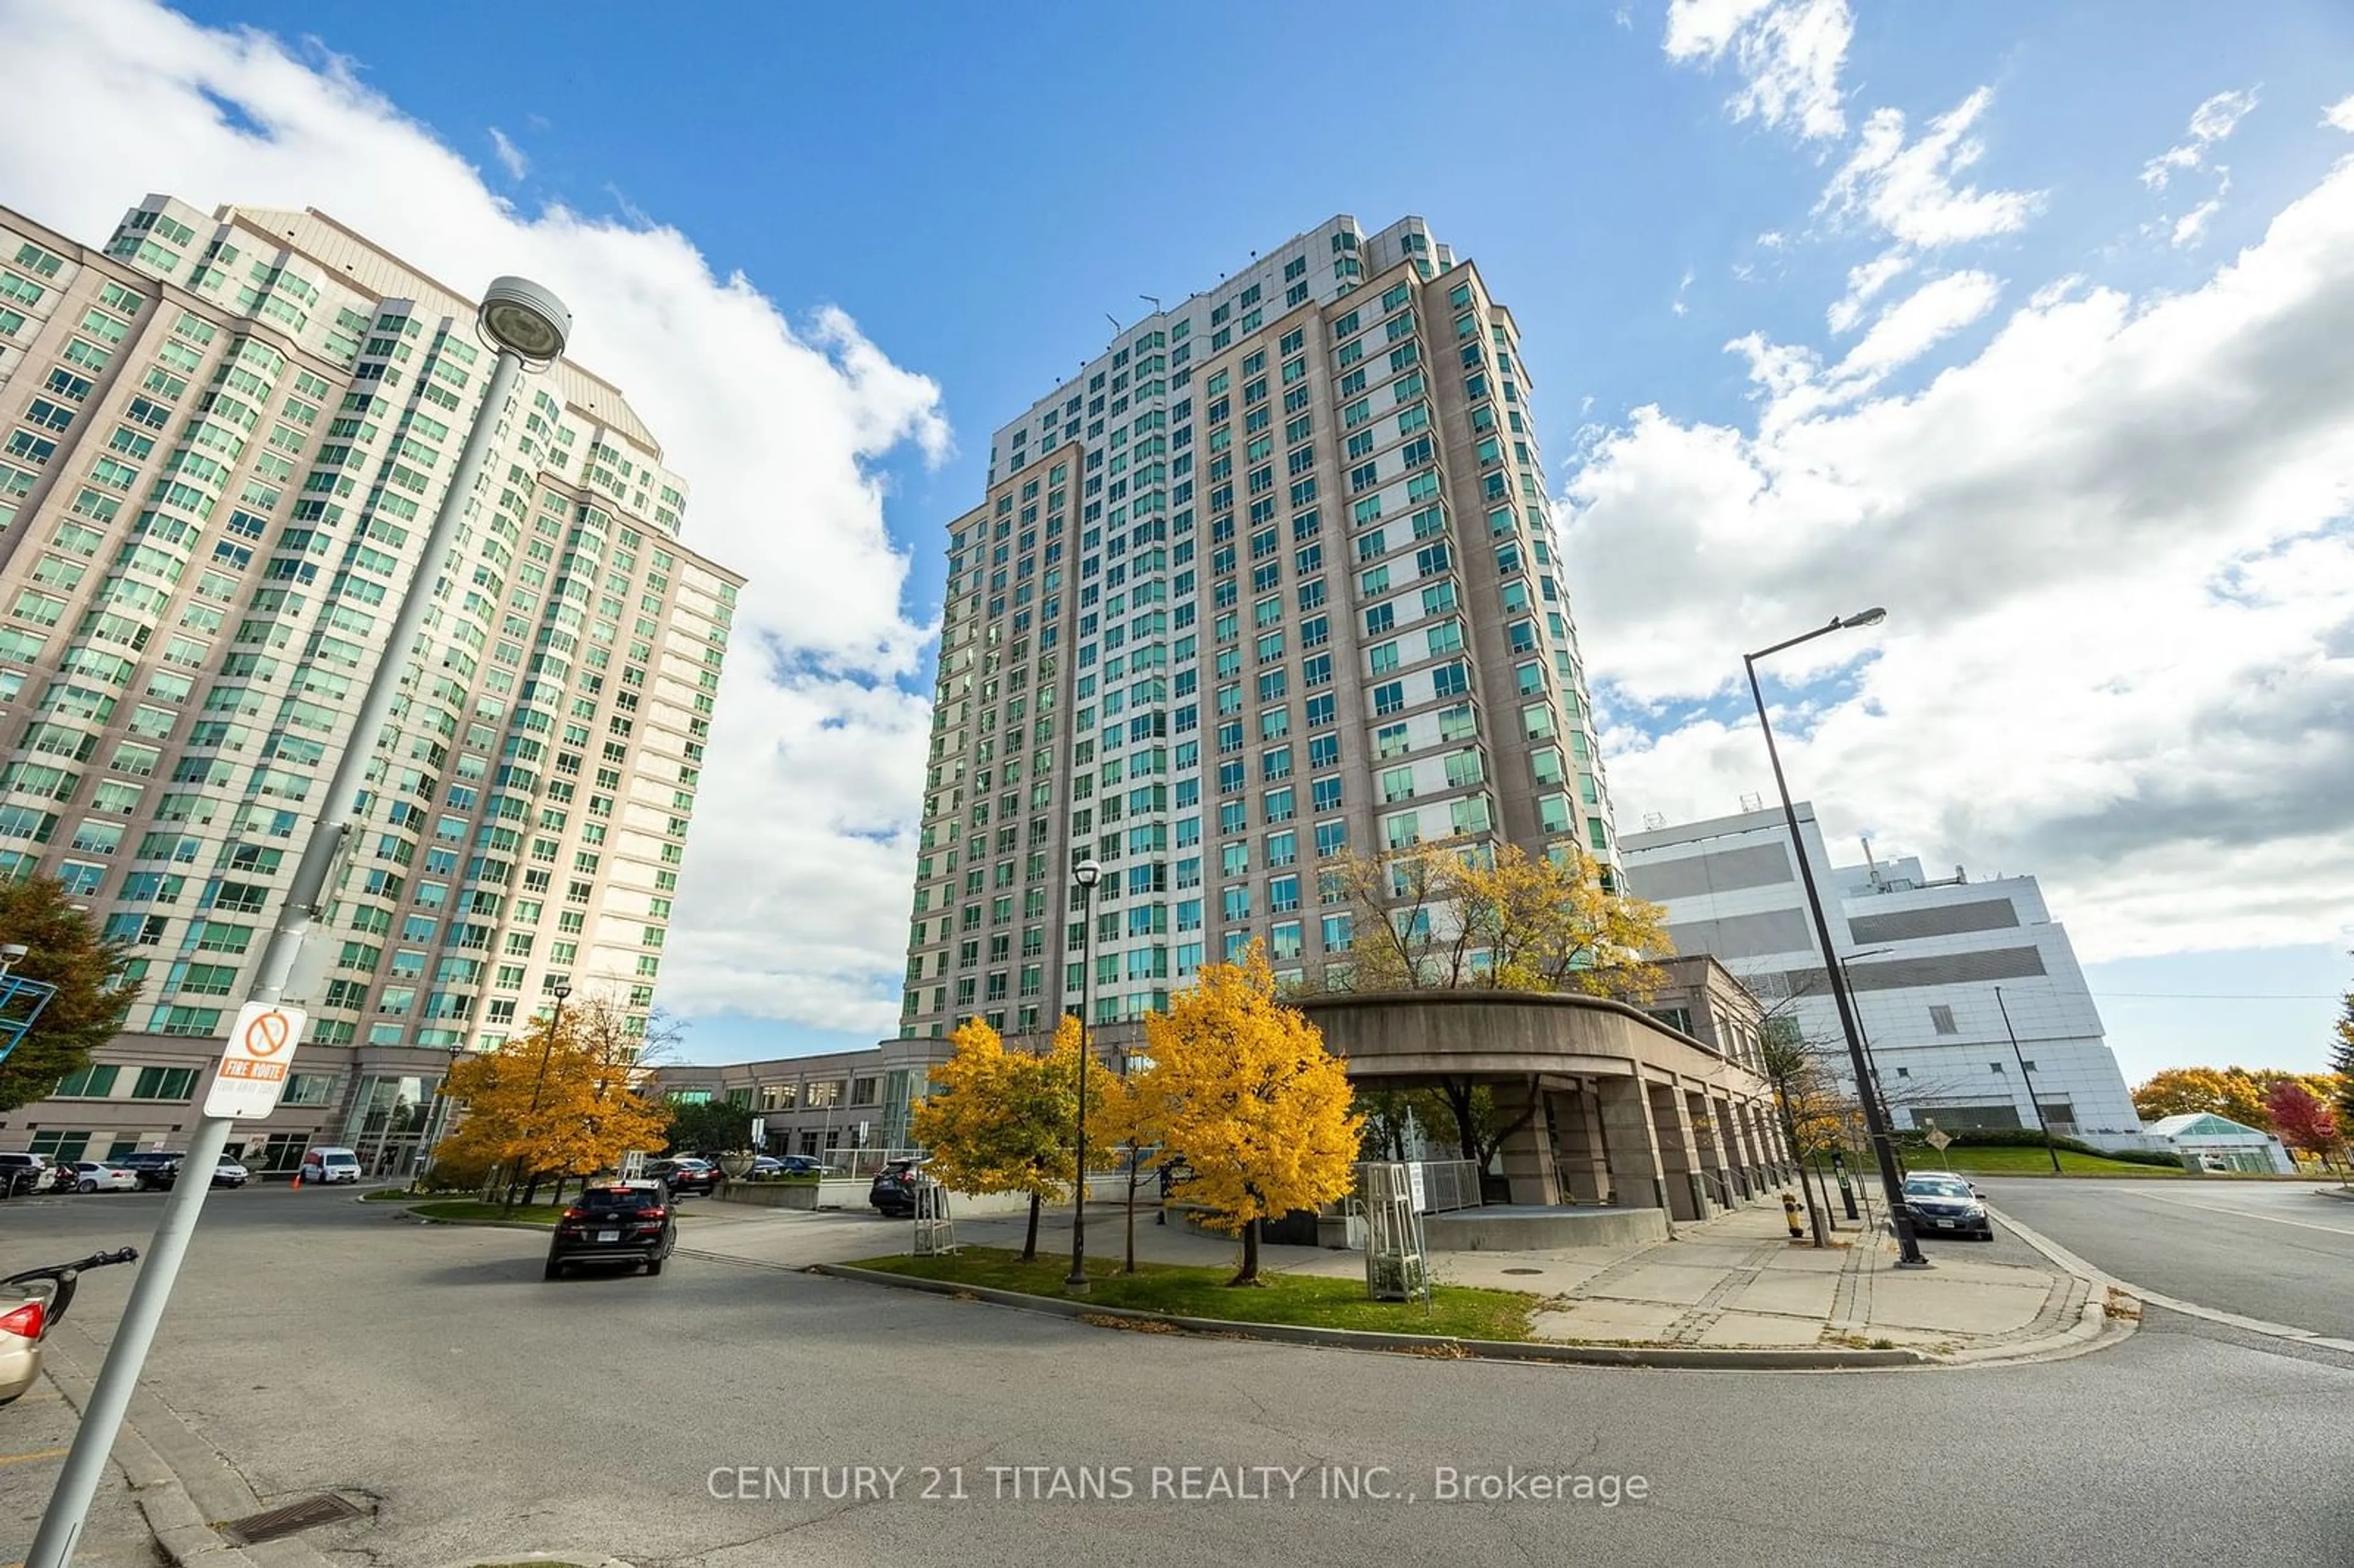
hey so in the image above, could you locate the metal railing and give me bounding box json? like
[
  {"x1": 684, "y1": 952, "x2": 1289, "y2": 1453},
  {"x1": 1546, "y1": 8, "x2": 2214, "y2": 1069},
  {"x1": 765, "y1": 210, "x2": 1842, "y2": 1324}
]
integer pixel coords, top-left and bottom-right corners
[{"x1": 1354, "y1": 1158, "x2": 1483, "y2": 1216}]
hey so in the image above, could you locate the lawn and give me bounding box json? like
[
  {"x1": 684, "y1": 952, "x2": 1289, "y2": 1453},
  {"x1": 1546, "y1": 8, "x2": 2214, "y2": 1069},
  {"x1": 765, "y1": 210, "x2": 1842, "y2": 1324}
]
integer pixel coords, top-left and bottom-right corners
[
  {"x1": 1892, "y1": 1146, "x2": 2184, "y2": 1178},
  {"x1": 406, "y1": 1198, "x2": 568, "y2": 1225},
  {"x1": 853, "y1": 1246, "x2": 1536, "y2": 1342}
]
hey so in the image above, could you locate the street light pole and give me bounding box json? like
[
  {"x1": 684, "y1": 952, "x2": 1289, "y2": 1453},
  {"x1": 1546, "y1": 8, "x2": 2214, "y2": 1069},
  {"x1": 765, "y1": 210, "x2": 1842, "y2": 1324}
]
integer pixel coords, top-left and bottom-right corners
[
  {"x1": 28, "y1": 276, "x2": 572, "y2": 1568},
  {"x1": 1744, "y1": 607, "x2": 1928, "y2": 1269},
  {"x1": 1067, "y1": 857, "x2": 1101, "y2": 1296},
  {"x1": 1995, "y1": 986, "x2": 2063, "y2": 1174},
  {"x1": 510, "y1": 981, "x2": 571, "y2": 1208}
]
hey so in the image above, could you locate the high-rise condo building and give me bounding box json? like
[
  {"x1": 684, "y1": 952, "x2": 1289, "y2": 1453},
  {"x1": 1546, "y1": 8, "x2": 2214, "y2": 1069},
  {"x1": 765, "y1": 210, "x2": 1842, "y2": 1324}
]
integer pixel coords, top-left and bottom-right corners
[
  {"x1": 902, "y1": 215, "x2": 1615, "y2": 1040},
  {"x1": 0, "y1": 195, "x2": 742, "y2": 1070}
]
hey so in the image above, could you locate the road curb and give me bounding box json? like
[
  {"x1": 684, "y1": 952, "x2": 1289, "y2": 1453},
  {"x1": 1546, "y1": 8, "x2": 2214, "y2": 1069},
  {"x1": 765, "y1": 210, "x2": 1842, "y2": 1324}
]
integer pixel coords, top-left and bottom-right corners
[
  {"x1": 1981, "y1": 1203, "x2": 2354, "y2": 1361},
  {"x1": 37, "y1": 1328, "x2": 335, "y2": 1567},
  {"x1": 807, "y1": 1262, "x2": 1930, "y2": 1370}
]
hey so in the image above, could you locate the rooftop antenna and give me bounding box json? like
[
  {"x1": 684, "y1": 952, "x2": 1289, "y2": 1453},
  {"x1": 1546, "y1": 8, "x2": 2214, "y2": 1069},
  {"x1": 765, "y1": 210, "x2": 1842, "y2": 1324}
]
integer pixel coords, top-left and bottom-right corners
[
  {"x1": 1105, "y1": 313, "x2": 1121, "y2": 336},
  {"x1": 1861, "y1": 835, "x2": 1883, "y2": 891},
  {"x1": 1140, "y1": 295, "x2": 1161, "y2": 313}
]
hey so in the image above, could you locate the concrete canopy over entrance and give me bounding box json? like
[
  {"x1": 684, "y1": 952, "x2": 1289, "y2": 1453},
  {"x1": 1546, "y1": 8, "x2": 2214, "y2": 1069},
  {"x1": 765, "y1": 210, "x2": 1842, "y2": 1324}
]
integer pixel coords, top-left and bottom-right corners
[{"x1": 1293, "y1": 989, "x2": 1792, "y2": 1230}]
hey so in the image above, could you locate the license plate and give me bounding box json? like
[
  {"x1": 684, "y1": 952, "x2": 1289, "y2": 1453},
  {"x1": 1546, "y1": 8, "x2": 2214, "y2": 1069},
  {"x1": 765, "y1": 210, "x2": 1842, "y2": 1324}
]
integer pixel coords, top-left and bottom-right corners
[
  {"x1": 1935, "y1": 1219, "x2": 1956, "y2": 1228},
  {"x1": 596, "y1": 1229, "x2": 619, "y2": 1243}
]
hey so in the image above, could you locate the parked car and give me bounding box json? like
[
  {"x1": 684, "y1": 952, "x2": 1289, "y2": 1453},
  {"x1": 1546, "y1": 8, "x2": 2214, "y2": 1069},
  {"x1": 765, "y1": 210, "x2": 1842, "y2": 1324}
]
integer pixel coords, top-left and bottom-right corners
[
  {"x1": 116, "y1": 1151, "x2": 186, "y2": 1191},
  {"x1": 775, "y1": 1155, "x2": 831, "y2": 1176},
  {"x1": 645, "y1": 1156, "x2": 718, "y2": 1197},
  {"x1": 62, "y1": 1162, "x2": 140, "y2": 1193},
  {"x1": 211, "y1": 1157, "x2": 250, "y2": 1189},
  {"x1": 869, "y1": 1157, "x2": 935, "y2": 1218},
  {"x1": 1898, "y1": 1173, "x2": 1995, "y2": 1240},
  {"x1": 544, "y1": 1180, "x2": 676, "y2": 1279},
  {"x1": 0, "y1": 1153, "x2": 56, "y2": 1197},
  {"x1": 299, "y1": 1147, "x2": 362, "y2": 1185},
  {"x1": 2, "y1": 1249, "x2": 140, "y2": 1406}
]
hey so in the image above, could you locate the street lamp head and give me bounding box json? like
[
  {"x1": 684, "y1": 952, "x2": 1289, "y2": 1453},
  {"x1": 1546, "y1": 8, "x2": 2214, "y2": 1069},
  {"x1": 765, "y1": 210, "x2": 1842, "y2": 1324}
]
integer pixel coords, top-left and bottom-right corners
[
  {"x1": 1838, "y1": 606, "x2": 1888, "y2": 630},
  {"x1": 1072, "y1": 858, "x2": 1102, "y2": 890},
  {"x1": 551, "y1": 981, "x2": 573, "y2": 1002},
  {"x1": 478, "y1": 276, "x2": 571, "y2": 363}
]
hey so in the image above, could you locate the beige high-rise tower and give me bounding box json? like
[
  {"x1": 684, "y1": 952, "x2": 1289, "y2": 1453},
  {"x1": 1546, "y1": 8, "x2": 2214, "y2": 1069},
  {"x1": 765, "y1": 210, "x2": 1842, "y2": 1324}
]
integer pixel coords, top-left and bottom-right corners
[
  {"x1": 901, "y1": 215, "x2": 1617, "y2": 1041},
  {"x1": 0, "y1": 195, "x2": 741, "y2": 1070}
]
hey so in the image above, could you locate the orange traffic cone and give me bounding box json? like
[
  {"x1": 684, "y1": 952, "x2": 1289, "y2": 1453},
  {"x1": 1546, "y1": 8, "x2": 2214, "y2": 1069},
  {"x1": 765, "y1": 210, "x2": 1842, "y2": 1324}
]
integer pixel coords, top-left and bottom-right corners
[{"x1": 291, "y1": 1170, "x2": 302, "y2": 1190}]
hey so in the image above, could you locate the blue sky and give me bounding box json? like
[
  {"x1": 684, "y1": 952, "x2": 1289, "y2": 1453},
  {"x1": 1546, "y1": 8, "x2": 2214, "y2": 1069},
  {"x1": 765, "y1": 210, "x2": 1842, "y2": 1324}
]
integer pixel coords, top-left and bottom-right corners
[{"x1": 25, "y1": 1, "x2": 2352, "y2": 1078}]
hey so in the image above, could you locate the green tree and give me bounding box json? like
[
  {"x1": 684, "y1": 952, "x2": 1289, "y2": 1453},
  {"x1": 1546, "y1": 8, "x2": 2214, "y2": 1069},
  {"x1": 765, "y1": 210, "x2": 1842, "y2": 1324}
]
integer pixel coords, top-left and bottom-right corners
[
  {"x1": 2330, "y1": 958, "x2": 2354, "y2": 1132},
  {"x1": 0, "y1": 876, "x2": 139, "y2": 1112},
  {"x1": 665, "y1": 1098, "x2": 754, "y2": 1157},
  {"x1": 909, "y1": 1016, "x2": 1079, "y2": 1262}
]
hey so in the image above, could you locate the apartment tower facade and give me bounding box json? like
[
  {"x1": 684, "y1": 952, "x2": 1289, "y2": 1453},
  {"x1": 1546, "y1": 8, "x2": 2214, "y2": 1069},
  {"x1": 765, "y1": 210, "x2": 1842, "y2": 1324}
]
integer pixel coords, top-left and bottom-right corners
[
  {"x1": 0, "y1": 196, "x2": 741, "y2": 1078},
  {"x1": 902, "y1": 216, "x2": 1615, "y2": 1040}
]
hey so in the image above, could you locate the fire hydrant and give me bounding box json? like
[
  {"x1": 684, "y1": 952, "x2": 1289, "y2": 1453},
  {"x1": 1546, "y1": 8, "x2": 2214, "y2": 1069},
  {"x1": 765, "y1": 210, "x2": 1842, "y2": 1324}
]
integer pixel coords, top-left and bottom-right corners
[{"x1": 1780, "y1": 1191, "x2": 1805, "y2": 1239}]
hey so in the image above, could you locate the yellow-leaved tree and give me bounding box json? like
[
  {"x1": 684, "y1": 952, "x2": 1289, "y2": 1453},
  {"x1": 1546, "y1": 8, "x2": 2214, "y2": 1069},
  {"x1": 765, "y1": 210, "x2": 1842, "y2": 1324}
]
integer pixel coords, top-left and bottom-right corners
[
  {"x1": 1336, "y1": 839, "x2": 1671, "y2": 998},
  {"x1": 1085, "y1": 1057, "x2": 1158, "y2": 1275},
  {"x1": 1137, "y1": 946, "x2": 1363, "y2": 1285},
  {"x1": 1332, "y1": 839, "x2": 1671, "y2": 1167},
  {"x1": 909, "y1": 1014, "x2": 1080, "y2": 1262},
  {"x1": 434, "y1": 996, "x2": 673, "y2": 1209}
]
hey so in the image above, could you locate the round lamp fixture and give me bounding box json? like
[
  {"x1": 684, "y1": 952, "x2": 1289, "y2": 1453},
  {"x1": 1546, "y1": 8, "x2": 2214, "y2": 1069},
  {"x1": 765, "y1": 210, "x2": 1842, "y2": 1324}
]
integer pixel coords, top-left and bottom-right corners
[
  {"x1": 551, "y1": 981, "x2": 573, "y2": 1002},
  {"x1": 478, "y1": 276, "x2": 571, "y2": 362},
  {"x1": 1072, "y1": 858, "x2": 1102, "y2": 890}
]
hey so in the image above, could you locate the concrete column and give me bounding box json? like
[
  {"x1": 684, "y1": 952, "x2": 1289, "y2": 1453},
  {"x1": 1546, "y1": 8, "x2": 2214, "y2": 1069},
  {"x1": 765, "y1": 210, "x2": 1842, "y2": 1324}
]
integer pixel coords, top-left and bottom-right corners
[
  {"x1": 1751, "y1": 1097, "x2": 1780, "y2": 1186},
  {"x1": 1723, "y1": 1094, "x2": 1761, "y2": 1200},
  {"x1": 1594, "y1": 1072, "x2": 1666, "y2": 1213},
  {"x1": 1490, "y1": 1076, "x2": 1558, "y2": 1205},
  {"x1": 1685, "y1": 1089, "x2": 1736, "y2": 1210},
  {"x1": 1550, "y1": 1084, "x2": 1609, "y2": 1205},
  {"x1": 1713, "y1": 1094, "x2": 1751, "y2": 1200},
  {"x1": 1649, "y1": 1081, "x2": 1713, "y2": 1223}
]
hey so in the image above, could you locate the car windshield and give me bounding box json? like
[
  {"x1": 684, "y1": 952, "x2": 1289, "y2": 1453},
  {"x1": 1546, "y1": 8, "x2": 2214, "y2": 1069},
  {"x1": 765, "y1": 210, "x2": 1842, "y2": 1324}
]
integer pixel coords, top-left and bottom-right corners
[
  {"x1": 578, "y1": 1187, "x2": 660, "y2": 1213},
  {"x1": 1907, "y1": 1178, "x2": 1973, "y2": 1198}
]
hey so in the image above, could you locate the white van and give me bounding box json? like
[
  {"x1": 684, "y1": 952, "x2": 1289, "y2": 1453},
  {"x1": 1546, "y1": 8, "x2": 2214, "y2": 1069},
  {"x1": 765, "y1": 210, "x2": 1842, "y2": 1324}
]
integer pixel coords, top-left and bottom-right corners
[{"x1": 300, "y1": 1147, "x2": 362, "y2": 1185}]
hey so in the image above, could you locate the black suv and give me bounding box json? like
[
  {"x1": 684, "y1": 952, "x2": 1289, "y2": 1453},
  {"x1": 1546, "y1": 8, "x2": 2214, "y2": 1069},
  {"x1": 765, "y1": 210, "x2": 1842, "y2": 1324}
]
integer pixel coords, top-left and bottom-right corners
[
  {"x1": 116, "y1": 1151, "x2": 186, "y2": 1191},
  {"x1": 869, "y1": 1158, "x2": 934, "y2": 1218},
  {"x1": 545, "y1": 1181, "x2": 676, "y2": 1278},
  {"x1": 644, "y1": 1157, "x2": 719, "y2": 1197}
]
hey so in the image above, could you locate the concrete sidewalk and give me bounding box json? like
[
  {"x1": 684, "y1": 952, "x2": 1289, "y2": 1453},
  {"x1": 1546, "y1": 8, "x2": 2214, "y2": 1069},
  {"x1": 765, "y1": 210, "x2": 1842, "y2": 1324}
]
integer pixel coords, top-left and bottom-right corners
[{"x1": 684, "y1": 1192, "x2": 2106, "y2": 1363}]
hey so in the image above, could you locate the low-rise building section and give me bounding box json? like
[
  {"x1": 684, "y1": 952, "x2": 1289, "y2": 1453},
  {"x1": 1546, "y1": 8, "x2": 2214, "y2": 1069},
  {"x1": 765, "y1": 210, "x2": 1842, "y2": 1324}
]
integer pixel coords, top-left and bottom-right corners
[{"x1": 1621, "y1": 804, "x2": 2142, "y2": 1136}]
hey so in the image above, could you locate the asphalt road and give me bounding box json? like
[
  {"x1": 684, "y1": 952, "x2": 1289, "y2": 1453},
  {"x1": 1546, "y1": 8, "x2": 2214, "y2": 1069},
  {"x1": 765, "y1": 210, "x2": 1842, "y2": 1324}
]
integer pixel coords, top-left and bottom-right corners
[
  {"x1": 1976, "y1": 1177, "x2": 2354, "y2": 1342},
  {"x1": 6, "y1": 1186, "x2": 2354, "y2": 1568}
]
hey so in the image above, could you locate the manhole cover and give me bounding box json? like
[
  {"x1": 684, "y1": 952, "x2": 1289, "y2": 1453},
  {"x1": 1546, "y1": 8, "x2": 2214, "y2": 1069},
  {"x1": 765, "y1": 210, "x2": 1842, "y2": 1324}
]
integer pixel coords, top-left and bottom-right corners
[
  {"x1": 1501, "y1": 1267, "x2": 1544, "y2": 1276},
  {"x1": 221, "y1": 1492, "x2": 365, "y2": 1544}
]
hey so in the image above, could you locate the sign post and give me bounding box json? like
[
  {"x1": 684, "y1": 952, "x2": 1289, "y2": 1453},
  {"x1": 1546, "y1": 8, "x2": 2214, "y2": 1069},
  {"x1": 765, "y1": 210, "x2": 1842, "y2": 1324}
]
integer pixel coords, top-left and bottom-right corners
[{"x1": 25, "y1": 1004, "x2": 302, "y2": 1568}]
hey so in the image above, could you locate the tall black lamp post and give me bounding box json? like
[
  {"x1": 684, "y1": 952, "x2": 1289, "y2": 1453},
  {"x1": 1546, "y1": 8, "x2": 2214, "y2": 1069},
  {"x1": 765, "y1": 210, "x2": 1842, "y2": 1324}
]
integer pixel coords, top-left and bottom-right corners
[
  {"x1": 1066, "y1": 858, "x2": 1101, "y2": 1296},
  {"x1": 1995, "y1": 986, "x2": 2064, "y2": 1174},
  {"x1": 1745, "y1": 609, "x2": 1928, "y2": 1268},
  {"x1": 511, "y1": 980, "x2": 571, "y2": 1207}
]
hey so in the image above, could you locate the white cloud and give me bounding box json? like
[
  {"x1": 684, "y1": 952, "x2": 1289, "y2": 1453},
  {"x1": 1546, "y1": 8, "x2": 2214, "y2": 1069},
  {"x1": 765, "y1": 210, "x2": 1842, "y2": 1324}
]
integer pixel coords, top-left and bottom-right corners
[
  {"x1": 2170, "y1": 198, "x2": 2223, "y2": 248},
  {"x1": 1826, "y1": 249, "x2": 1912, "y2": 331},
  {"x1": 1563, "y1": 152, "x2": 2354, "y2": 962},
  {"x1": 486, "y1": 125, "x2": 527, "y2": 181},
  {"x1": 1819, "y1": 88, "x2": 2044, "y2": 249},
  {"x1": 0, "y1": 0, "x2": 954, "y2": 1036},
  {"x1": 1663, "y1": 0, "x2": 1853, "y2": 141},
  {"x1": 2143, "y1": 88, "x2": 2259, "y2": 189},
  {"x1": 1672, "y1": 265, "x2": 1696, "y2": 315},
  {"x1": 2328, "y1": 93, "x2": 2354, "y2": 133}
]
